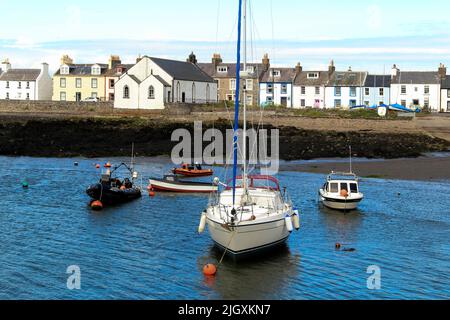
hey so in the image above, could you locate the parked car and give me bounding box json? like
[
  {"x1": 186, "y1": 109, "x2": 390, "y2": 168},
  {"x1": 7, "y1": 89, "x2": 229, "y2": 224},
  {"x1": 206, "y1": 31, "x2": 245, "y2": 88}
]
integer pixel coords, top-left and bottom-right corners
[{"x1": 84, "y1": 97, "x2": 100, "y2": 102}]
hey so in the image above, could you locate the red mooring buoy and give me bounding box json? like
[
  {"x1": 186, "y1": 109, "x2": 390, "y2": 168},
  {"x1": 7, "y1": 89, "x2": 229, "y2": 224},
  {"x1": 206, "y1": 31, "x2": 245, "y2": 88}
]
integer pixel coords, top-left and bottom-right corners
[
  {"x1": 203, "y1": 264, "x2": 217, "y2": 277},
  {"x1": 91, "y1": 200, "x2": 103, "y2": 211},
  {"x1": 149, "y1": 191, "x2": 156, "y2": 197}
]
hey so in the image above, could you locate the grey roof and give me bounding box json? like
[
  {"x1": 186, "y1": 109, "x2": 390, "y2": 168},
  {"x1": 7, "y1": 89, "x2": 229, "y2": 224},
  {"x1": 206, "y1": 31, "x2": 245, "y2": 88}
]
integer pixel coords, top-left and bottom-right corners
[
  {"x1": 150, "y1": 57, "x2": 215, "y2": 83},
  {"x1": 328, "y1": 71, "x2": 367, "y2": 87},
  {"x1": 364, "y1": 75, "x2": 391, "y2": 88},
  {"x1": 154, "y1": 75, "x2": 171, "y2": 87},
  {"x1": 53, "y1": 64, "x2": 109, "y2": 76},
  {"x1": 294, "y1": 71, "x2": 330, "y2": 86},
  {"x1": 128, "y1": 74, "x2": 141, "y2": 84},
  {"x1": 198, "y1": 62, "x2": 265, "y2": 80},
  {"x1": 441, "y1": 76, "x2": 450, "y2": 89},
  {"x1": 391, "y1": 72, "x2": 440, "y2": 84},
  {"x1": 260, "y1": 68, "x2": 296, "y2": 83},
  {"x1": 104, "y1": 64, "x2": 134, "y2": 77},
  {"x1": 0, "y1": 69, "x2": 40, "y2": 81}
]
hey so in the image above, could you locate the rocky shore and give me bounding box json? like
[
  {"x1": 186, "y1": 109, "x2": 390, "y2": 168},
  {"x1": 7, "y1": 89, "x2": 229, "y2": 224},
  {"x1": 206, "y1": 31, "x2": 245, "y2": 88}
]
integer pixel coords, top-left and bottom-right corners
[{"x1": 0, "y1": 113, "x2": 448, "y2": 160}]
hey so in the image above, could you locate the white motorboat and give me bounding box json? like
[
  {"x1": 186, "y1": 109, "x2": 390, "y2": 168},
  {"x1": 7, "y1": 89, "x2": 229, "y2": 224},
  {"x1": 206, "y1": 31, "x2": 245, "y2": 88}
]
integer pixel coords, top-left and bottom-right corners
[
  {"x1": 198, "y1": 0, "x2": 300, "y2": 257},
  {"x1": 319, "y1": 172, "x2": 364, "y2": 211},
  {"x1": 149, "y1": 175, "x2": 218, "y2": 193}
]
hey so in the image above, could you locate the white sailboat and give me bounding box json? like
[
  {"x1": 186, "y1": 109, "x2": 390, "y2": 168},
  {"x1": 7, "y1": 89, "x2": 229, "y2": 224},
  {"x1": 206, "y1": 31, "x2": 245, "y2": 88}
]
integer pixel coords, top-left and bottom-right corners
[{"x1": 198, "y1": 0, "x2": 300, "y2": 257}]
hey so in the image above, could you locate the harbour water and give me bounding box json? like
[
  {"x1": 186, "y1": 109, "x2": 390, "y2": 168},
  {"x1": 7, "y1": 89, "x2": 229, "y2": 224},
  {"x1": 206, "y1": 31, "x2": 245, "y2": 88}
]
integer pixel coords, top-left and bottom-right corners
[{"x1": 0, "y1": 156, "x2": 449, "y2": 300}]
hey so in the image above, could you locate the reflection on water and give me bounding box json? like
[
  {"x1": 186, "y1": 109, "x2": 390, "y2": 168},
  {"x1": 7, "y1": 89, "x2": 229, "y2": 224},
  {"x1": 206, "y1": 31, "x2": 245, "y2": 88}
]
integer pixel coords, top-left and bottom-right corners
[{"x1": 0, "y1": 156, "x2": 448, "y2": 300}]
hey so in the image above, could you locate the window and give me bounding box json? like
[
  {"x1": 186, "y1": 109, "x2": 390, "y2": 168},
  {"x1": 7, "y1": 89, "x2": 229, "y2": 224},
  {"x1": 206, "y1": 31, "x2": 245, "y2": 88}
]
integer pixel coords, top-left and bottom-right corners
[
  {"x1": 60, "y1": 66, "x2": 70, "y2": 75},
  {"x1": 350, "y1": 183, "x2": 358, "y2": 193},
  {"x1": 246, "y1": 66, "x2": 255, "y2": 73},
  {"x1": 76, "y1": 78, "x2": 82, "y2": 88},
  {"x1": 365, "y1": 88, "x2": 370, "y2": 96},
  {"x1": 281, "y1": 84, "x2": 288, "y2": 94},
  {"x1": 109, "y1": 79, "x2": 115, "y2": 88},
  {"x1": 92, "y1": 92, "x2": 98, "y2": 98},
  {"x1": 6, "y1": 93, "x2": 9, "y2": 99},
  {"x1": 6, "y1": 81, "x2": 9, "y2": 88},
  {"x1": 26, "y1": 93, "x2": 30, "y2": 100},
  {"x1": 91, "y1": 78, "x2": 98, "y2": 89},
  {"x1": 424, "y1": 86, "x2": 430, "y2": 94},
  {"x1": 246, "y1": 79, "x2": 253, "y2": 90},
  {"x1": 401, "y1": 100, "x2": 406, "y2": 107},
  {"x1": 414, "y1": 87, "x2": 418, "y2": 92},
  {"x1": 18, "y1": 82, "x2": 22, "y2": 89},
  {"x1": 206, "y1": 84, "x2": 210, "y2": 102},
  {"x1": 60, "y1": 78, "x2": 66, "y2": 88},
  {"x1": 315, "y1": 87, "x2": 320, "y2": 95},
  {"x1": 271, "y1": 70, "x2": 281, "y2": 77},
  {"x1": 123, "y1": 85, "x2": 130, "y2": 99},
  {"x1": 26, "y1": 82, "x2": 30, "y2": 89},
  {"x1": 334, "y1": 99, "x2": 341, "y2": 108},
  {"x1": 335, "y1": 87, "x2": 341, "y2": 96},
  {"x1": 192, "y1": 83, "x2": 196, "y2": 103},
  {"x1": 217, "y1": 66, "x2": 228, "y2": 73},
  {"x1": 267, "y1": 96, "x2": 273, "y2": 103},
  {"x1": 447, "y1": 101, "x2": 450, "y2": 112},
  {"x1": 91, "y1": 66, "x2": 101, "y2": 75},
  {"x1": 230, "y1": 79, "x2": 236, "y2": 90},
  {"x1": 340, "y1": 183, "x2": 349, "y2": 192},
  {"x1": 350, "y1": 100, "x2": 357, "y2": 107},
  {"x1": 307, "y1": 72, "x2": 319, "y2": 79},
  {"x1": 246, "y1": 95, "x2": 253, "y2": 105},
  {"x1": 448, "y1": 89, "x2": 450, "y2": 98},
  {"x1": 60, "y1": 92, "x2": 66, "y2": 101},
  {"x1": 401, "y1": 86, "x2": 406, "y2": 94},
  {"x1": 379, "y1": 88, "x2": 384, "y2": 96},
  {"x1": 266, "y1": 84, "x2": 273, "y2": 94},
  {"x1": 148, "y1": 86, "x2": 155, "y2": 99},
  {"x1": 301, "y1": 86, "x2": 306, "y2": 95},
  {"x1": 350, "y1": 87, "x2": 356, "y2": 97},
  {"x1": 329, "y1": 183, "x2": 339, "y2": 193},
  {"x1": 424, "y1": 98, "x2": 429, "y2": 109},
  {"x1": 300, "y1": 99, "x2": 306, "y2": 107},
  {"x1": 413, "y1": 99, "x2": 420, "y2": 106}
]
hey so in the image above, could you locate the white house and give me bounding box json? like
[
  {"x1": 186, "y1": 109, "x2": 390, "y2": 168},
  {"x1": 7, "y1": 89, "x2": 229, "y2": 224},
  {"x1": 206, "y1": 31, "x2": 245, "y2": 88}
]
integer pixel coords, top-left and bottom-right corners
[
  {"x1": 292, "y1": 62, "x2": 334, "y2": 109},
  {"x1": 325, "y1": 68, "x2": 367, "y2": 109},
  {"x1": 0, "y1": 59, "x2": 52, "y2": 101},
  {"x1": 259, "y1": 66, "x2": 296, "y2": 107},
  {"x1": 363, "y1": 75, "x2": 391, "y2": 107},
  {"x1": 440, "y1": 70, "x2": 450, "y2": 112},
  {"x1": 114, "y1": 55, "x2": 217, "y2": 110},
  {"x1": 390, "y1": 64, "x2": 442, "y2": 112}
]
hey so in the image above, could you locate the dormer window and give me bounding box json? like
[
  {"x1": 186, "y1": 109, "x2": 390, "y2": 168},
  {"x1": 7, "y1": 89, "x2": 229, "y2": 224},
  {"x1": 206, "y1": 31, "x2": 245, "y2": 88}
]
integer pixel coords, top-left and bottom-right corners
[
  {"x1": 246, "y1": 66, "x2": 255, "y2": 73},
  {"x1": 307, "y1": 72, "x2": 319, "y2": 79},
  {"x1": 91, "y1": 65, "x2": 101, "y2": 75},
  {"x1": 217, "y1": 66, "x2": 228, "y2": 73},
  {"x1": 60, "y1": 65, "x2": 70, "y2": 75},
  {"x1": 271, "y1": 70, "x2": 281, "y2": 77},
  {"x1": 117, "y1": 68, "x2": 123, "y2": 75}
]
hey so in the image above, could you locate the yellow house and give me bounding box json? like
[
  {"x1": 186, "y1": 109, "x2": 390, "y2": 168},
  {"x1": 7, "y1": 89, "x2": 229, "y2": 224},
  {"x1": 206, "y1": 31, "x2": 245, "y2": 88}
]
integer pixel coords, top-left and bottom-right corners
[{"x1": 52, "y1": 55, "x2": 109, "y2": 101}]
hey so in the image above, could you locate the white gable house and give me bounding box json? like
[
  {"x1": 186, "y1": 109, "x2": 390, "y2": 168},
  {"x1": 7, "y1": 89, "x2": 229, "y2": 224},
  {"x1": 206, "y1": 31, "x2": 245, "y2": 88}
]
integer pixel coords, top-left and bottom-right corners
[
  {"x1": 0, "y1": 60, "x2": 52, "y2": 101},
  {"x1": 114, "y1": 56, "x2": 217, "y2": 110}
]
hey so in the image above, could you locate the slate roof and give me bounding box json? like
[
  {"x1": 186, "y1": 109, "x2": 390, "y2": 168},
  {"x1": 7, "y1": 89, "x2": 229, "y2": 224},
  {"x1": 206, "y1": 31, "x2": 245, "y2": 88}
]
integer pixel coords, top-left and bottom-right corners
[
  {"x1": 150, "y1": 57, "x2": 215, "y2": 83},
  {"x1": 198, "y1": 63, "x2": 264, "y2": 80},
  {"x1": 53, "y1": 64, "x2": 109, "y2": 76},
  {"x1": 104, "y1": 64, "x2": 135, "y2": 77},
  {"x1": 0, "y1": 69, "x2": 41, "y2": 81},
  {"x1": 328, "y1": 71, "x2": 367, "y2": 87},
  {"x1": 260, "y1": 68, "x2": 296, "y2": 83},
  {"x1": 294, "y1": 71, "x2": 330, "y2": 86},
  {"x1": 391, "y1": 72, "x2": 440, "y2": 84},
  {"x1": 154, "y1": 75, "x2": 171, "y2": 87},
  {"x1": 128, "y1": 74, "x2": 141, "y2": 84},
  {"x1": 441, "y1": 76, "x2": 450, "y2": 89},
  {"x1": 364, "y1": 75, "x2": 391, "y2": 88}
]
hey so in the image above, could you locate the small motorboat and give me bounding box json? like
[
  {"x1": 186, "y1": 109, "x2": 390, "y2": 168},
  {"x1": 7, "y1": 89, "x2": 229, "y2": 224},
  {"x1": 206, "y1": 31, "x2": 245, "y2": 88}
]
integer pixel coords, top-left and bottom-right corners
[
  {"x1": 172, "y1": 163, "x2": 213, "y2": 177},
  {"x1": 319, "y1": 172, "x2": 364, "y2": 211},
  {"x1": 149, "y1": 175, "x2": 218, "y2": 193},
  {"x1": 87, "y1": 163, "x2": 142, "y2": 206}
]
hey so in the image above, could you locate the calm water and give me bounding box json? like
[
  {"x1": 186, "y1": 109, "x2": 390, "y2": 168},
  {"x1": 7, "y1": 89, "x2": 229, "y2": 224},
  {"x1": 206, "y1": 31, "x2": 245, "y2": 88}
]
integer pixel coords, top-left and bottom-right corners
[{"x1": 0, "y1": 156, "x2": 449, "y2": 300}]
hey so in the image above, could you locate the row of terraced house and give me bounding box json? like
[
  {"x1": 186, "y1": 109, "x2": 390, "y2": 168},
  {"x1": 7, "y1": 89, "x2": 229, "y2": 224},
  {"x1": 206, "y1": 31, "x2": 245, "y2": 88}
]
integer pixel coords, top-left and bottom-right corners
[{"x1": 0, "y1": 53, "x2": 449, "y2": 112}]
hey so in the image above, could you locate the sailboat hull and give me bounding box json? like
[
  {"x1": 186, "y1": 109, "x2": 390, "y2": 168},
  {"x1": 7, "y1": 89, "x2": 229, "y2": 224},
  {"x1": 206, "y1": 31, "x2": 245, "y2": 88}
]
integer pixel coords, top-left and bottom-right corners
[{"x1": 206, "y1": 217, "x2": 291, "y2": 256}]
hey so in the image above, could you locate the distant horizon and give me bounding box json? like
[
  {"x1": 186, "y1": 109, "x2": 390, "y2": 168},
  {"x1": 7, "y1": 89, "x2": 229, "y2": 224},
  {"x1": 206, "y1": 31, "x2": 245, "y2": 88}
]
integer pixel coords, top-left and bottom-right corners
[{"x1": 1, "y1": 0, "x2": 450, "y2": 73}]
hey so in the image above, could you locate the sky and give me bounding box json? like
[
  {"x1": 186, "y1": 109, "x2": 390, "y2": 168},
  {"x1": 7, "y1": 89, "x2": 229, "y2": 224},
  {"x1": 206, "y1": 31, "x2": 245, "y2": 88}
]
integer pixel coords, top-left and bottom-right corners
[{"x1": 1, "y1": 0, "x2": 450, "y2": 73}]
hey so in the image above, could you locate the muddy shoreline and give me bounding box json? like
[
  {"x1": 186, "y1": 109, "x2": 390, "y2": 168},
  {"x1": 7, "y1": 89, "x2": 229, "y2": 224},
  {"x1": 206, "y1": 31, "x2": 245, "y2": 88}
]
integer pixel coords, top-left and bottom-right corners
[{"x1": 0, "y1": 115, "x2": 448, "y2": 160}]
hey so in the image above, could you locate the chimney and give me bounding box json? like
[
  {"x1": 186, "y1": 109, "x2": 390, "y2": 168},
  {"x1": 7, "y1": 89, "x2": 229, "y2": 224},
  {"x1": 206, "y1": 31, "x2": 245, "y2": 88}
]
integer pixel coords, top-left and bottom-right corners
[
  {"x1": 60, "y1": 55, "x2": 73, "y2": 65},
  {"x1": 1, "y1": 59, "x2": 11, "y2": 72},
  {"x1": 187, "y1": 52, "x2": 197, "y2": 64},
  {"x1": 391, "y1": 64, "x2": 399, "y2": 80},
  {"x1": 41, "y1": 62, "x2": 49, "y2": 76},
  {"x1": 348, "y1": 66, "x2": 353, "y2": 72},
  {"x1": 295, "y1": 62, "x2": 302, "y2": 75},
  {"x1": 109, "y1": 55, "x2": 121, "y2": 69},
  {"x1": 136, "y1": 54, "x2": 143, "y2": 64},
  {"x1": 328, "y1": 60, "x2": 335, "y2": 75},
  {"x1": 262, "y1": 53, "x2": 270, "y2": 72},
  {"x1": 438, "y1": 63, "x2": 447, "y2": 79},
  {"x1": 212, "y1": 53, "x2": 222, "y2": 67}
]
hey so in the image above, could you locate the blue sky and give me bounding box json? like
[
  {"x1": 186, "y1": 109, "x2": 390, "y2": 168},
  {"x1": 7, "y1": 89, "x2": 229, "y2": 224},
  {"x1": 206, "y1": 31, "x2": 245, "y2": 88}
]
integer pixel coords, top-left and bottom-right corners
[{"x1": 1, "y1": 0, "x2": 450, "y2": 73}]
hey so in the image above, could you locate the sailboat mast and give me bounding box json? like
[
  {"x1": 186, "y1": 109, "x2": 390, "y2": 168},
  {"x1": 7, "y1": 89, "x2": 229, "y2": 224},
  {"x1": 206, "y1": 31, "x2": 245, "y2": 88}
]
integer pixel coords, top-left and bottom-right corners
[{"x1": 242, "y1": 0, "x2": 247, "y2": 189}]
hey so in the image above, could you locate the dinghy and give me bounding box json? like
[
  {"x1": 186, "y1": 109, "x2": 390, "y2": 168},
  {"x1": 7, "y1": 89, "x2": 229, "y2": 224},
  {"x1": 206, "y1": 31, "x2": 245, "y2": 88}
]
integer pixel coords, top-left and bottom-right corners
[
  {"x1": 149, "y1": 176, "x2": 218, "y2": 193},
  {"x1": 172, "y1": 163, "x2": 213, "y2": 178}
]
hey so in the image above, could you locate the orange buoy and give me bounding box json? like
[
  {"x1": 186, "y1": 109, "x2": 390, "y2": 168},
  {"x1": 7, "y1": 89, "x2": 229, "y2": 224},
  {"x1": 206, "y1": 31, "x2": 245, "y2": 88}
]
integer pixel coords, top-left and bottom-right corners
[
  {"x1": 340, "y1": 189, "x2": 349, "y2": 197},
  {"x1": 149, "y1": 191, "x2": 156, "y2": 197},
  {"x1": 203, "y1": 264, "x2": 217, "y2": 276},
  {"x1": 91, "y1": 200, "x2": 103, "y2": 211},
  {"x1": 104, "y1": 162, "x2": 112, "y2": 168},
  {"x1": 95, "y1": 164, "x2": 101, "y2": 169},
  {"x1": 335, "y1": 243, "x2": 342, "y2": 250}
]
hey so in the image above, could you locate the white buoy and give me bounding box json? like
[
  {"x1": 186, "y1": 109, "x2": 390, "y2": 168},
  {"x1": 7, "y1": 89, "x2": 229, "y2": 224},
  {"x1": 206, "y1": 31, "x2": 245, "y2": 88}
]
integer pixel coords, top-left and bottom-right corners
[
  {"x1": 285, "y1": 215, "x2": 294, "y2": 233},
  {"x1": 198, "y1": 213, "x2": 207, "y2": 234},
  {"x1": 292, "y1": 213, "x2": 300, "y2": 231}
]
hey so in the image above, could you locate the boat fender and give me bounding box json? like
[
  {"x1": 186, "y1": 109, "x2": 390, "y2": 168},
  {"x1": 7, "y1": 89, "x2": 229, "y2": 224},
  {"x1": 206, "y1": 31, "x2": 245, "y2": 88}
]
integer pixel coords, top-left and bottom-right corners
[
  {"x1": 285, "y1": 215, "x2": 294, "y2": 233},
  {"x1": 198, "y1": 213, "x2": 207, "y2": 234},
  {"x1": 292, "y1": 213, "x2": 300, "y2": 231},
  {"x1": 91, "y1": 200, "x2": 103, "y2": 211}
]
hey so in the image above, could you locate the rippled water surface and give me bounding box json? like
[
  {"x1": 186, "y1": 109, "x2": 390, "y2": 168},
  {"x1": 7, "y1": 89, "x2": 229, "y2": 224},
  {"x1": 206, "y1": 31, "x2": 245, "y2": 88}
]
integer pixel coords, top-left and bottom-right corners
[{"x1": 0, "y1": 156, "x2": 449, "y2": 300}]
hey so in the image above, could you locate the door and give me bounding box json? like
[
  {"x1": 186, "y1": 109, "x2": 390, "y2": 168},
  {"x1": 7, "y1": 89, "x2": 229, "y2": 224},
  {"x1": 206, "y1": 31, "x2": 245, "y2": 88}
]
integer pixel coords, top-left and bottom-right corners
[
  {"x1": 280, "y1": 97, "x2": 287, "y2": 107},
  {"x1": 109, "y1": 93, "x2": 115, "y2": 101},
  {"x1": 447, "y1": 101, "x2": 450, "y2": 112},
  {"x1": 182, "y1": 92, "x2": 186, "y2": 103},
  {"x1": 76, "y1": 92, "x2": 81, "y2": 102},
  {"x1": 314, "y1": 99, "x2": 320, "y2": 108}
]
